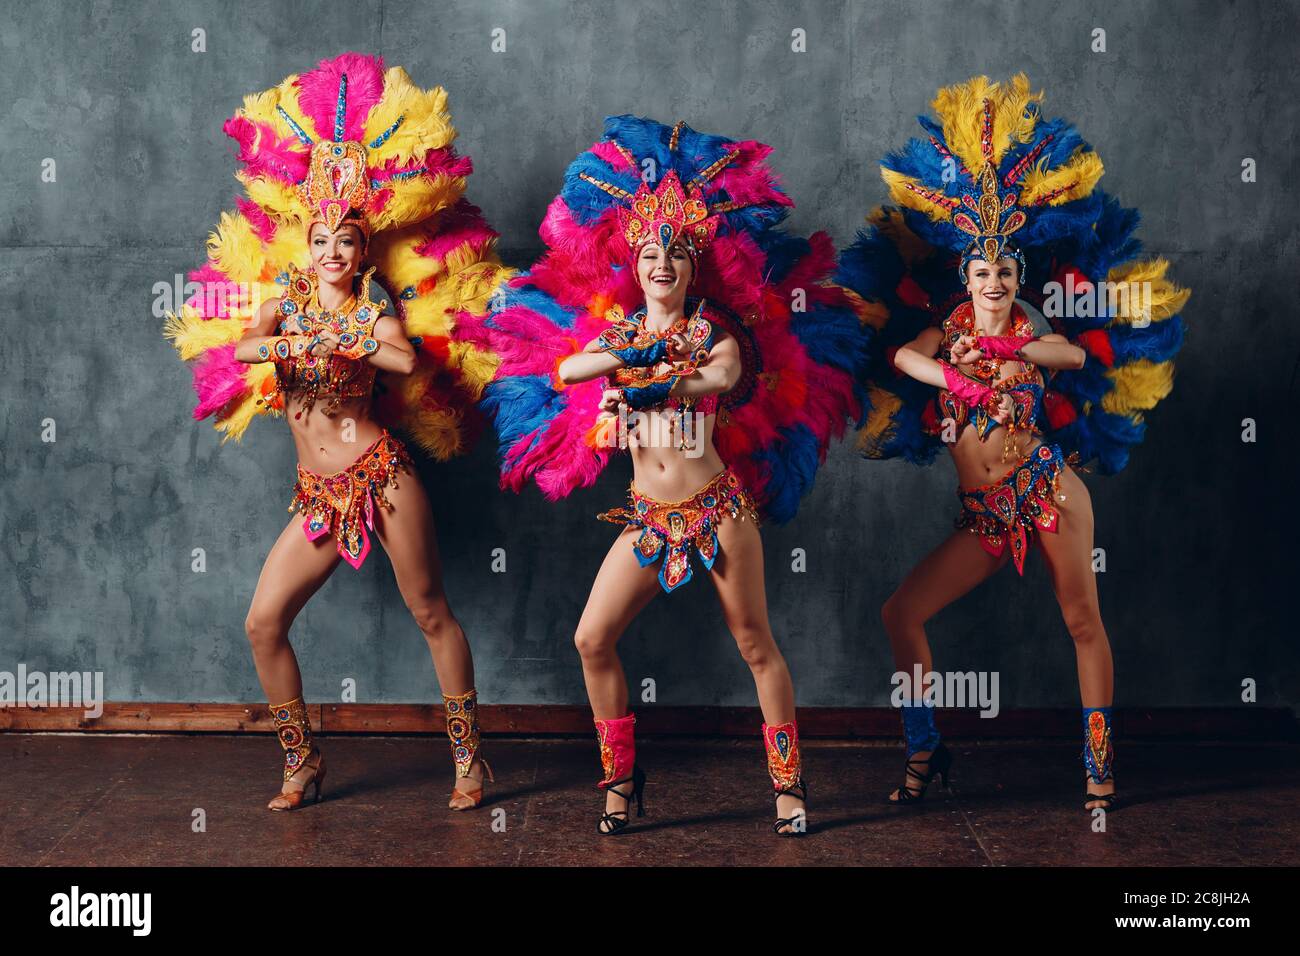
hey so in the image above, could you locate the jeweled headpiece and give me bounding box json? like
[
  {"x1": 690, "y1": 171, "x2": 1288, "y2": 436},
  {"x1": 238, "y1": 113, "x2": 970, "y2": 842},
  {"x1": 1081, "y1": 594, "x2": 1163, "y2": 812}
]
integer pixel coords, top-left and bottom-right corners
[
  {"x1": 954, "y1": 159, "x2": 1027, "y2": 278},
  {"x1": 299, "y1": 139, "x2": 372, "y2": 240},
  {"x1": 577, "y1": 121, "x2": 749, "y2": 262},
  {"x1": 622, "y1": 169, "x2": 717, "y2": 258}
]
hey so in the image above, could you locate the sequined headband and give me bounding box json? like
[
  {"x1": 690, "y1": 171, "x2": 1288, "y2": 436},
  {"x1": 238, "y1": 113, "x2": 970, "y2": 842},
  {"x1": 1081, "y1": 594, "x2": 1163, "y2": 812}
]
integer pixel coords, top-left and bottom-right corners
[{"x1": 960, "y1": 239, "x2": 1027, "y2": 284}]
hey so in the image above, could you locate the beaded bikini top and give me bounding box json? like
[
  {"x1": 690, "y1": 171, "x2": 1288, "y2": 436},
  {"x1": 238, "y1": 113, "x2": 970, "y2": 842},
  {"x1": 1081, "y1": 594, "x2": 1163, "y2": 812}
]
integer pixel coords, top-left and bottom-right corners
[
  {"x1": 272, "y1": 264, "x2": 387, "y2": 419},
  {"x1": 924, "y1": 300, "x2": 1044, "y2": 441}
]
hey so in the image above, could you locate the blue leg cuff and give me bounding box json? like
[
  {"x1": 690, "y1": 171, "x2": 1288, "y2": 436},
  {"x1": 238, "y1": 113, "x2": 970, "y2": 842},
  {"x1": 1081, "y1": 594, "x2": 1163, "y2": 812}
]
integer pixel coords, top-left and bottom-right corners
[{"x1": 900, "y1": 702, "x2": 941, "y2": 756}]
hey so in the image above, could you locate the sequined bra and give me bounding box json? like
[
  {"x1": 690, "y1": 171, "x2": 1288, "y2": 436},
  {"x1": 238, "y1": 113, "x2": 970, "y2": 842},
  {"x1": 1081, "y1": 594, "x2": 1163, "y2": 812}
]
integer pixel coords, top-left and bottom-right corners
[
  {"x1": 272, "y1": 265, "x2": 388, "y2": 418},
  {"x1": 921, "y1": 300, "x2": 1044, "y2": 441},
  {"x1": 927, "y1": 369, "x2": 1044, "y2": 440},
  {"x1": 609, "y1": 298, "x2": 721, "y2": 415}
]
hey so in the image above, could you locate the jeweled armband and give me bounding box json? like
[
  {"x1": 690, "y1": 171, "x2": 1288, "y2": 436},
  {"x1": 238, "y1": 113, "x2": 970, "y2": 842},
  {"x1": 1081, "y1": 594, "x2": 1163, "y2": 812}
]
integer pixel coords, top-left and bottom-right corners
[
  {"x1": 335, "y1": 333, "x2": 381, "y2": 359},
  {"x1": 622, "y1": 376, "x2": 678, "y2": 409},
  {"x1": 257, "y1": 335, "x2": 312, "y2": 362}
]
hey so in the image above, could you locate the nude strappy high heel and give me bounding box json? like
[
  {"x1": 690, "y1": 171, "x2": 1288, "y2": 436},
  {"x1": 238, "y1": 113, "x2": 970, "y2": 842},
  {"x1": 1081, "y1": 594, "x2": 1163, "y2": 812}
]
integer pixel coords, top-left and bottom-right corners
[
  {"x1": 444, "y1": 689, "x2": 492, "y2": 811},
  {"x1": 449, "y1": 759, "x2": 495, "y2": 811}
]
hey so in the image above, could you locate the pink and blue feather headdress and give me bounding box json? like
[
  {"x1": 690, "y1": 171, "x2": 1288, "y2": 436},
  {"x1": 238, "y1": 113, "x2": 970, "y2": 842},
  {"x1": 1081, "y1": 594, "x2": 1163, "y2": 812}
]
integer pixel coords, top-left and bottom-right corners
[{"x1": 456, "y1": 115, "x2": 869, "y2": 522}]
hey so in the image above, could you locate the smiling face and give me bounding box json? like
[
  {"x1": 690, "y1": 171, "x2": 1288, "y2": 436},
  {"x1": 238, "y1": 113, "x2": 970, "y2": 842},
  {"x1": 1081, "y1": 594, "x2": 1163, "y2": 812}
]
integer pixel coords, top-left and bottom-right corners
[
  {"x1": 965, "y1": 256, "x2": 1020, "y2": 312},
  {"x1": 308, "y1": 220, "x2": 365, "y2": 285},
  {"x1": 635, "y1": 240, "x2": 693, "y2": 309}
]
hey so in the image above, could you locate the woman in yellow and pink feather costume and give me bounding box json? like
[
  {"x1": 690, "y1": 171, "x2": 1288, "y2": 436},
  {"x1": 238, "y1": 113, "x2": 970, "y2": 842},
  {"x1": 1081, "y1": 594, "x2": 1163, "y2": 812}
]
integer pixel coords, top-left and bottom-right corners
[{"x1": 164, "y1": 53, "x2": 509, "y2": 813}]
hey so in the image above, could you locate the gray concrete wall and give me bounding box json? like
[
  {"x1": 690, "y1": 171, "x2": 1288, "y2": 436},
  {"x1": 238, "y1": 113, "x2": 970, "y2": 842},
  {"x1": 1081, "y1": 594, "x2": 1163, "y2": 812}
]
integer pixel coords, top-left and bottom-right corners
[{"x1": 1, "y1": 0, "x2": 1294, "y2": 709}]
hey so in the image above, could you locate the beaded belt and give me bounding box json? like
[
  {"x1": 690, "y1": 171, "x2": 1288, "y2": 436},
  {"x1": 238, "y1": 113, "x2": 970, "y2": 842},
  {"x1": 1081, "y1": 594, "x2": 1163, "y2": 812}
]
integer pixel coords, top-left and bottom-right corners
[
  {"x1": 597, "y1": 468, "x2": 758, "y2": 592},
  {"x1": 289, "y1": 430, "x2": 413, "y2": 569},
  {"x1": 955, "y1": 442, "x2": 1066, "y2": 576}
]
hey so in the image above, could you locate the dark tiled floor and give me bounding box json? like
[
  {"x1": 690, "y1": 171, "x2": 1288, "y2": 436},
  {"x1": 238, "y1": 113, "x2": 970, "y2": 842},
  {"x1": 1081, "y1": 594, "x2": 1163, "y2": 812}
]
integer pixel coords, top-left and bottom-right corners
[{"x1": 1, "y1": 735, "x2": 1296, "y2": 866}]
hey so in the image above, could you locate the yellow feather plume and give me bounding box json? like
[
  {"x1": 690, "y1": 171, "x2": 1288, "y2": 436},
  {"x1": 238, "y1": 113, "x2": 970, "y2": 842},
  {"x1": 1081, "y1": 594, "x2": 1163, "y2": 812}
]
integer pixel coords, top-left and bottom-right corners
[
  {"x1": 207, "y1": 211, "x2": 267, "y2": 284},
  {"x1": 1101, "y1": 360, "x2": 1176, "y2": 416},
  {"x1": 238, "y1": 74, "x2": 304, "y2": 139},
  {"x1": 1103, "y1": 258, "x2": 1192, "y2": 326},
  {"x1": 163, "y1": 312, "x2": 245, "y2": 357},
  {"x1": 363, "y1": 68, "x2": 456, "y2": 163},
  {"x1": 1020, "y1": 149, "x2": 1104, "y2": 207},
  {"x1": 882, "y1": 168, "x2": 953, "y2": 222},
  {"x1": 931, "y1": 73, "x2": 1041, "y2": 172},
  {"x1": 453, "y1": 343, "x2": 502, "y2": 401},
  {"x1": 237, "y1": 176, "x2": 306, "y2": 232},
  {"x1": 372, "y1": 174, "x2": 466, "y2": 234}
]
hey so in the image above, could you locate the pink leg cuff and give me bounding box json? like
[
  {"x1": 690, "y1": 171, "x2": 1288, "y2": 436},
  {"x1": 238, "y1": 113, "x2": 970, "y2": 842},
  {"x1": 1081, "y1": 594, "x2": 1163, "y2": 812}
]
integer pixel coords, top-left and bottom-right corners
[{"x1": 594, "y1": 713, "x2": 636, "y2": 788}]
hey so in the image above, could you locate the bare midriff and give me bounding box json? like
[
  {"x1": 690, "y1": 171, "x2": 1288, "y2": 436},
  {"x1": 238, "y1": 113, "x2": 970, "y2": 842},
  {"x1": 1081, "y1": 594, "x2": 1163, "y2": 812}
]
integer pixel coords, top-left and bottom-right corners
[
  {"x1": 626, "y1": 408, "x2": 726, "y2": 501},
  {"x1": 282, "y1": 391, "x2": 385, "y2": 475}
]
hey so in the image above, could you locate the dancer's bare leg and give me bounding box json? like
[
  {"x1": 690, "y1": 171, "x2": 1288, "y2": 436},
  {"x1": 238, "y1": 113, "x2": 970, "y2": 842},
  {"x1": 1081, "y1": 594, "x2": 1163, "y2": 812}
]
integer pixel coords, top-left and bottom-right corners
[
  {"x1": 244, "y1": 515, "x2": 342, "y2": 803},
  {"x1": 374, "y1": 469, "x2": 484, "y2": 793},
  {"x1": 709, "y1": 514, "x2": 805, "y2": 827},
  {"x1": 245, "y1": 515, "x2": 342, "y2": 703},
  {"x1": 881, "y1": 530, "x2": 1008, "y2": 799},
  {"x1": 574, "y1": 526, "x2": 663, "y2": 823},
  {"x1": 1035, "y1": 467, "x2": 1115, "y2": 807}
]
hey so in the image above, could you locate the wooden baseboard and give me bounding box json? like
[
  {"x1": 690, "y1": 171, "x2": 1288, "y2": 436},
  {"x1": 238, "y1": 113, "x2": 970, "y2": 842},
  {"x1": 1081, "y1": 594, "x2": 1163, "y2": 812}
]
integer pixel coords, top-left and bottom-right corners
[{"x1": 0, "y1": 703, "x2": 1294, "y2": 739}]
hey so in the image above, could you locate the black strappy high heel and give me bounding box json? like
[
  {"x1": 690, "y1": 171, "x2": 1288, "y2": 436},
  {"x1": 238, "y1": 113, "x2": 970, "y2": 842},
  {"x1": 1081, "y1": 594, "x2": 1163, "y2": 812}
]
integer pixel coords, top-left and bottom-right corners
[
  {"x1": 887, "y1": 741, "x2": 953, "y2": 804},
  {"x1": 597, "y1": 764, "x2": 646, "y2": 835},
  {"x1": 773, "y1": 779, "x2": 809, "y2": 836},
  {"x1": 1084, "y1": 779, "x2": 1119, "y2": 812}
]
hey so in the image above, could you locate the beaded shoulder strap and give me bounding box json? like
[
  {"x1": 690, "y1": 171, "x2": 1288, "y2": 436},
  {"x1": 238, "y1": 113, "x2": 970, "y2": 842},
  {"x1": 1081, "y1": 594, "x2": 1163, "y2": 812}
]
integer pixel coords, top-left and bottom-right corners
[{"x1": 353, "y1": 266, "x2": 384, "y2": 330}]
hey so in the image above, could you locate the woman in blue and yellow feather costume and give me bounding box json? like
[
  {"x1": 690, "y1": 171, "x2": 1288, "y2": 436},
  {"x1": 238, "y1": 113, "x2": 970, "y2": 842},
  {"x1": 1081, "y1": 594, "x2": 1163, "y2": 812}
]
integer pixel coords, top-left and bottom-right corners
[{"x1": 836, "y1": 75, "x2": 1189, "y2": 812}]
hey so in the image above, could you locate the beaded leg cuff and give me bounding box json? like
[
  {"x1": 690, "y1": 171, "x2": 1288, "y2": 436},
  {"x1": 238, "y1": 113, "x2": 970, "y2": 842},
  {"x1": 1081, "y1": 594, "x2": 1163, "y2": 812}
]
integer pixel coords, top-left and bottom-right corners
[
  {"x1": 443, "y1": 689, "x2": 482, "y2": 779},
  {"x1": 270, "y1": 697, "x2": 314, "y2": 782},
  {"x1": 763, "y1": 721, "x2": 803, "y2": 792},
  {"x1": 594, "y1": 713, "x2": 636, "y2": 788},
  {"x1": 900, "y1": 702, "x2": 941, "y2": 757},
  {"x1": 1083, "y1": 706, "x2": 1114, "y2": 784}
]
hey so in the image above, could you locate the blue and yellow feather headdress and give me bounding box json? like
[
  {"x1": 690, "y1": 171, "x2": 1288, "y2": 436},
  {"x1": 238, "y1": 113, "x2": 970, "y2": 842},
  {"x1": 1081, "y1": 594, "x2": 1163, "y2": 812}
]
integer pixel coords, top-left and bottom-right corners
[{"x1": 837, "y1": 74, "x2": 1190, "y2": 475}]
